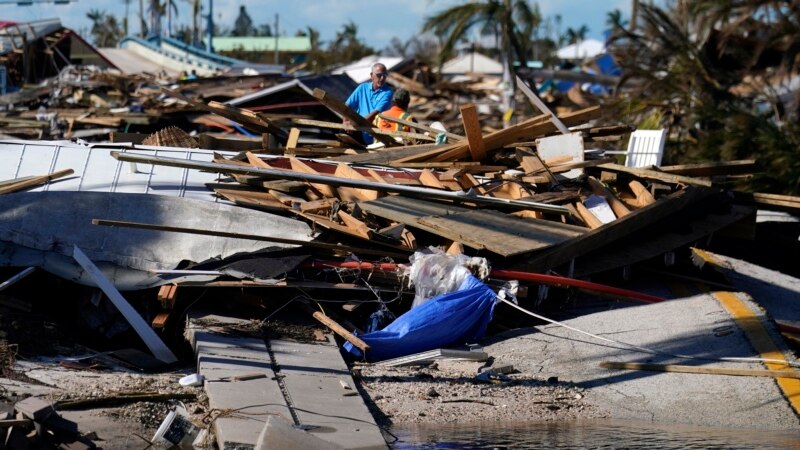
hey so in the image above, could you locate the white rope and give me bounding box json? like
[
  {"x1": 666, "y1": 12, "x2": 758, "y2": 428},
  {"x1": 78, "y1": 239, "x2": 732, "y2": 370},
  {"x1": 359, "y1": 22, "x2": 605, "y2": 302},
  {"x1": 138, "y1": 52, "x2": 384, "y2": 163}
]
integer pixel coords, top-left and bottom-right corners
[{"x1": 498, "y1": 297, "x2": 800, "y2": 369}]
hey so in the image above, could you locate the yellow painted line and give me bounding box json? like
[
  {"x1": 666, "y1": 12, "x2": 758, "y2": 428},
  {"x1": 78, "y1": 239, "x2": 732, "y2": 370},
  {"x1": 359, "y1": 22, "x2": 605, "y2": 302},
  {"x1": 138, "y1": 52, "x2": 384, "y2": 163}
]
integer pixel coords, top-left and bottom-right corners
[{"x1": 712, "y1": 291, "x2": 800, "y2": 414}]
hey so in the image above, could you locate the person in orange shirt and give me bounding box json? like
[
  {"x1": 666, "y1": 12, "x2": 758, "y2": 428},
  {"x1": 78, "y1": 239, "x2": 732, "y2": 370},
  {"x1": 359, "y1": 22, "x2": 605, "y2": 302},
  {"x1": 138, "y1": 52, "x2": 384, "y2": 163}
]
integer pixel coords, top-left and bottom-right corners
[{"x1": 374, "y1": 88, "x2": 416, "y2": 132}]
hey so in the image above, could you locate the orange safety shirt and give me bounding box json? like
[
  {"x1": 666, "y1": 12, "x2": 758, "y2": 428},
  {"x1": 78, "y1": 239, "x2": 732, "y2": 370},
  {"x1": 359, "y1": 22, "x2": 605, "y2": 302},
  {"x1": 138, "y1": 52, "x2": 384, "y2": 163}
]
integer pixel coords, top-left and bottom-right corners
[{"x1": 374, "y1": 106, "x2": 413, "y2": 132}]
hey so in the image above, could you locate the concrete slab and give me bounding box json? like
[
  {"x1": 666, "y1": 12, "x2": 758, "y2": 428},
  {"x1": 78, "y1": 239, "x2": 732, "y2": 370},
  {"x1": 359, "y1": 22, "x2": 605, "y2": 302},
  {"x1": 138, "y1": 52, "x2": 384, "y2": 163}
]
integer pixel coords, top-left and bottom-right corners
[
  {"x1": 187, "y1": 314, "x2": 387, "y2": 449},
  {"x1": 255, "y1": 416, "x2": 344, "y2": 450},
  {"x1": 486, "y1": 292, "x2": 800, "y2": 430},
  {"x1": 270, "y1": 340, "x2": 387, "y2": 449}
]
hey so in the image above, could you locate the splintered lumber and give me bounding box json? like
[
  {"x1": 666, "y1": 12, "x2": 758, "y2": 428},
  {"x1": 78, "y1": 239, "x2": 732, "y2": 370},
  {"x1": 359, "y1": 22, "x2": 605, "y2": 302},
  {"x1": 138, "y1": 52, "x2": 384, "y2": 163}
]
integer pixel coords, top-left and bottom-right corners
[
  {"x1": 574, "y1": 202, "x2": 604, "y2": 229},
  {"x1": 521, "y1": 186, "x2": 717, "y2": 272},
  {"x1": 289, "y1": 157, "x2": 338, "y2": 198},
  {"x1": 286, "y1": 128, "x2": 301, "y2": 151},
  {"x1": 72, "y1": 246, "x2": 178, "y2": 364},
  {"x1": 597, "y1": 163, "x2": 713, "y2": 187},
  {"x1": 157, "y1": 284, "x2": 178, "y2": 309},
  {"x1": 395, "y1": 106, "x2": 601, "y2": 164},
  {"x1": 110, "y1": 152, "x2": 571, "y2": 214},
  {"x1": 460, "y1": 104, "x2": 487, "y2": 161},
  {"x1": 571, "y1": 204, "x2": 753, "y2": 278},
  {"x1": 216, "y1": 188, "x2": 291, "y2": 211},
  {"x1": 0, "y1": 169, "x2": 74, "y2": 195},
  {"x1": 733, "y1": 192, "x2": 800, "y2": 211},
  {"x1": 387, "y1": 71, "x2": 434, "y2": 97},
  {"x1": 377, "y1": 113, "x2": 465, "y2": 141},
  {"x1": 600, "y1": 361, "x2": 800, "y2": 379},
  {"x1": 359, "y1": 196, "x2": 584, "y2": 256},
  {"x1": 312, "y1": 311, "x2": 369, "y2": 352},
  {"x1": 658, "y1": 160, "x2": 758, "y2": 177},
  {"x1": 586, "y1": 176, "x2": 630, "y2": 218},
  {"x1": 289, "y1": 117, "x2": 434, "y2": 142},
  {"x1": 91, "y1": 218, "x2": 409, "y2": 259},
  {"x1": 161, "y1": 87, "x2": 285, "y2": 138},
  {"x1": 334, "y1": 163, "x2": 379, "y2": 201},
  {"x1": 516, "y1": 75, "x2": 570, "y2": 134},
  {"x1": 628, "y1": 180, "x2": 656, "y2": 207},
  {"x1": 311, "y1": 88, "x2": 398, "y2": 147}
]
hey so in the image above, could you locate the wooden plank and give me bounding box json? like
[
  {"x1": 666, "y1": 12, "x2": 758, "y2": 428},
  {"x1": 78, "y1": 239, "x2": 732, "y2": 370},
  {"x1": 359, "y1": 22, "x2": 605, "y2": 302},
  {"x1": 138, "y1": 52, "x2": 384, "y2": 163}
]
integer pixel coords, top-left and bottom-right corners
[
  {"x1": 334, "y1": 163, "x2": 379, "y2": 201},
  {"x1": 587, "y1": 176, "x2": 631, "y2": 218},
  {"x1": 629, "y1": 180, "x2": 656, "y2": 207},
  {"x1": 600, "y1": 361, "x2": 800, "y2": 379},
  {"x1": 516, "y1": 75, "x2": 570, "y2": 134},
  {"x1": 312, "y1": 311, "x2": 370, "y2": 352},
  {"x1": 288, "y1": 157, "x2": 338, "y2": 198},
  {"x1": 418, "y1": 169, "x2": 446, "y2": 189},
  {"x1": 459, "y1": 104, "x2": 487, "y2": 161},
  {"x1": 161, "y1": 87, "x2": 285, "y2": 138},
  {"x1": 570, "y1": 204, "x2": 753, "y2": 278},
  {"x1": 521, "y1": 186, "x2": 717, "y2": 272},
  {"x1": 72, "y1": 246, "x2": 178, "y2": 364},
  {"x1": 395, "y1": 106, "x2": 601, "y2": 164},
  {"x1": 215, "y1": 188, "x2": 290, "y2": 211},
  {"x1": 336, "y1": 210, "x2": 373, "y2": 240},
  {"x1": 197, "y1": 134, "x2": 264, "y2": 152},
  {"x1": 574, "y1": 202, "x2": 603, "y2": 229},
  {"x1": 415, "y1": 209, "x2": 586, "y2": 256},
  {"x1": 156, "y1": 284, "x2": 178, "y2": 309},
  {"x1": 734, "y1": 192, "x2": 800, "y2": 211},
  {"x1": 0, "y1": 169, "x2": 74, "y2": 195},
  {"x1": 597, "y1": 163, "x2": 713, "y2": 187},
  {"x1": 658, "y1": 160, "x2": 757, "y2": 177},
  {"x1": 377, "y1": 113, "x2": 464, "y2": 141},
  {"x1": 285, "y1": 128, "x2": 301, "y2": 151},
  {"x1": 311, "y1": 88, "x2": 397, "y2": 146},
  {"x1": 152, "y1": 312, "x2": 171, "y2": 329}
]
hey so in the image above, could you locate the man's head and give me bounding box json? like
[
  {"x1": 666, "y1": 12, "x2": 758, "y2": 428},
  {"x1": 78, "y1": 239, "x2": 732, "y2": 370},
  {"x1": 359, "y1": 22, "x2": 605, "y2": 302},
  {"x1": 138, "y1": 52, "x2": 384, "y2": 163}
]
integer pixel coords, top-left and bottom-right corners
[
  {"x1": 370, "y1": 63, "x2": 388, "y2": 90},
  {"x1": 392, "y1": 88, "x2": 410, "y2": 109}
]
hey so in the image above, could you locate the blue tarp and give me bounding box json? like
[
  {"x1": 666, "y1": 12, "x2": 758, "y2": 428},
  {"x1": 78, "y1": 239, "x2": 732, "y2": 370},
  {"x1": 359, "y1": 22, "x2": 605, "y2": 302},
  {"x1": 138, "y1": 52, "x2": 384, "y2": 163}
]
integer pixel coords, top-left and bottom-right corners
[{"x1": 344, "y1": 275, "x2": 497, "y2": 362}]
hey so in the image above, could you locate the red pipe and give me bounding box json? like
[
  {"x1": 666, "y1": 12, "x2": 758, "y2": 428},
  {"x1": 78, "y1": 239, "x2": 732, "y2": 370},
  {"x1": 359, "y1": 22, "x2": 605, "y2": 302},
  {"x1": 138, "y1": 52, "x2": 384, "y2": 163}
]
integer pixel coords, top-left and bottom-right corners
[
  {"x1": 490, "y1": 269, "x2": 667, "y2": 304},
  {"x1": 303, "y1": 260, "x2": 667, "y2": 304}
]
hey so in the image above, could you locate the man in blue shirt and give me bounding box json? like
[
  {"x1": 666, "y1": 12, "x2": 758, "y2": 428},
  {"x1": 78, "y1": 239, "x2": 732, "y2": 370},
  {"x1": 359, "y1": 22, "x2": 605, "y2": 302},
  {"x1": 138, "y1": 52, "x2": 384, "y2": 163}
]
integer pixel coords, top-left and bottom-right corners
[{"x1": 344, "y1": 63, "x2": 393, "y2": 145}]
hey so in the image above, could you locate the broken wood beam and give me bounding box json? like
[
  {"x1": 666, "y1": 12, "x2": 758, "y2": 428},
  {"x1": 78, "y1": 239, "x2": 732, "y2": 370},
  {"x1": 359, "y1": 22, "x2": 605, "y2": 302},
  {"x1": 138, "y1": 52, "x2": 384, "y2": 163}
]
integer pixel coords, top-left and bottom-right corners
[
  {"x1": 311, "y1": 88, "x2": 398, "y2": 147},
  {"x1": 0, "y1": 169, "x2": 74, "y2": 195},
  {"x1": 312, "y1": 311, "x2": 370, "y2": 353},
  {"x1": 110, "y1": 152, "x2": 571, "y2": 214},
  {"x1": 516, "y1": 75, "x2": 570, "y2": 134},
  {"x1": 377, "y1": 113, "x2": 464, "y2": 141},
  {"x1": 459, "y1": 104, "x2": 487, "y2": 161},
  {"x1": 597, "y1": 163, "x2": 713, "y2": 187}
]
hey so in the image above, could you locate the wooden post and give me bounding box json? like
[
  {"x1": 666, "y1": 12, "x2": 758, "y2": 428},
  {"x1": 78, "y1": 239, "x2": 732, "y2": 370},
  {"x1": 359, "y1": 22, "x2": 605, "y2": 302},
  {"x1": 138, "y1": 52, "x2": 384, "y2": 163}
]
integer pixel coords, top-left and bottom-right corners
[{"x1": 459, "y1": 104, "x2": 486, "y2": 161}]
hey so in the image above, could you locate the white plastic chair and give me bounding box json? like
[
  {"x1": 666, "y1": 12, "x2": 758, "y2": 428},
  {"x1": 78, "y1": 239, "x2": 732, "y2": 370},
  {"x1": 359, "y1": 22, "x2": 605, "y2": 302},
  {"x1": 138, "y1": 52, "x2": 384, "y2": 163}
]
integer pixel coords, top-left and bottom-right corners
[{"x1": 624, "y1": 129, "x2": 667, "y2": 168}]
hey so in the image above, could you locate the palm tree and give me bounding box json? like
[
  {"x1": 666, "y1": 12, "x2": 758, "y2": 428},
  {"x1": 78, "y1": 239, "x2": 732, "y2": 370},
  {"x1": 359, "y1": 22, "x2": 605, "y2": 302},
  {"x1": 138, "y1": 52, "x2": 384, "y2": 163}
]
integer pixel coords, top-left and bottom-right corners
[
  {"x1": 565, "y1": 25, "x2": 589, "y2": 59},
  {"x1": 421, "y1": 0, "x2": 540, "y2": 95}
]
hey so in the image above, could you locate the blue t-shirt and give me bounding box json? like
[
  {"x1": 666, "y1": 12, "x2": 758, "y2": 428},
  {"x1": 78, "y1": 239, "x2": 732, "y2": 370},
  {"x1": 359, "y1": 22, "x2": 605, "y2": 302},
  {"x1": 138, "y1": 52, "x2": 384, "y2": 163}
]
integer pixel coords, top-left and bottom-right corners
[{"x1": 345, "y1": 82, "x2": 393, "y2": 144}]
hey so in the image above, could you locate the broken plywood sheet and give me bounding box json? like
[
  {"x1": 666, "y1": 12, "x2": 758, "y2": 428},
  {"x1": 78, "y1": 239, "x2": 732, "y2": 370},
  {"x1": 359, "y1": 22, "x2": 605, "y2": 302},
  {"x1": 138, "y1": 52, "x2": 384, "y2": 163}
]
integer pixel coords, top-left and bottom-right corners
[
  {"x1": 416, "y1": 209, "x2": 585, "y2": 256},
  {"x1": 359, "y1": 196, "x2": 584, "y2": 256}
]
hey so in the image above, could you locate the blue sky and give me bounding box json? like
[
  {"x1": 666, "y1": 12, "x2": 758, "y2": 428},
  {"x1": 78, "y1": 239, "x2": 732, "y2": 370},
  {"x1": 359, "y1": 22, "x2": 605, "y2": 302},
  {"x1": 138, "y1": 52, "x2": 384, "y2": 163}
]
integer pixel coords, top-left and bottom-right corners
[{"x1": 1, "y1": 0, "x2": 630, "y2": 49}]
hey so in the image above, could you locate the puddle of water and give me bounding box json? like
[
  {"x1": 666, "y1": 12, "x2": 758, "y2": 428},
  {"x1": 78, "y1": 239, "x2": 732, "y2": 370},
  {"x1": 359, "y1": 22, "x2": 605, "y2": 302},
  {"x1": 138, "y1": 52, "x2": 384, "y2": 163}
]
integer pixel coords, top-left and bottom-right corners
[{"x1": 388, "y1": 419, "x2": 800, "y2": 449}]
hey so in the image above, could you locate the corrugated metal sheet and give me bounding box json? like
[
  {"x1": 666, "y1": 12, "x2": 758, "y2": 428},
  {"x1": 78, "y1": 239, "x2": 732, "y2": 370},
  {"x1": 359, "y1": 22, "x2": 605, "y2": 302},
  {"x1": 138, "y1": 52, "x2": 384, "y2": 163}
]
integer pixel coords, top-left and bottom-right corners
[{"x1": 0, "y1": 140, "x2": 239, "y2": 201}]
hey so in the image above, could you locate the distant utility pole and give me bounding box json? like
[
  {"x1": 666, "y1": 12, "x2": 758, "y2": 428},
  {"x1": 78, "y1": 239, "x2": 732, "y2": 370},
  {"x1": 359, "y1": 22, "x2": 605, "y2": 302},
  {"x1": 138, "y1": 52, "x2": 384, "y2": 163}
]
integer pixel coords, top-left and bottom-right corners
[
  {"x1": 206, "y1": 0, "x2": 213, "y2": 53},
  {"x1": 167, "y1": 0, "x2": 172, "y2": 38},
  {"x1": 273, "y1": 13, "x2": 279, "y2": 65}
]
